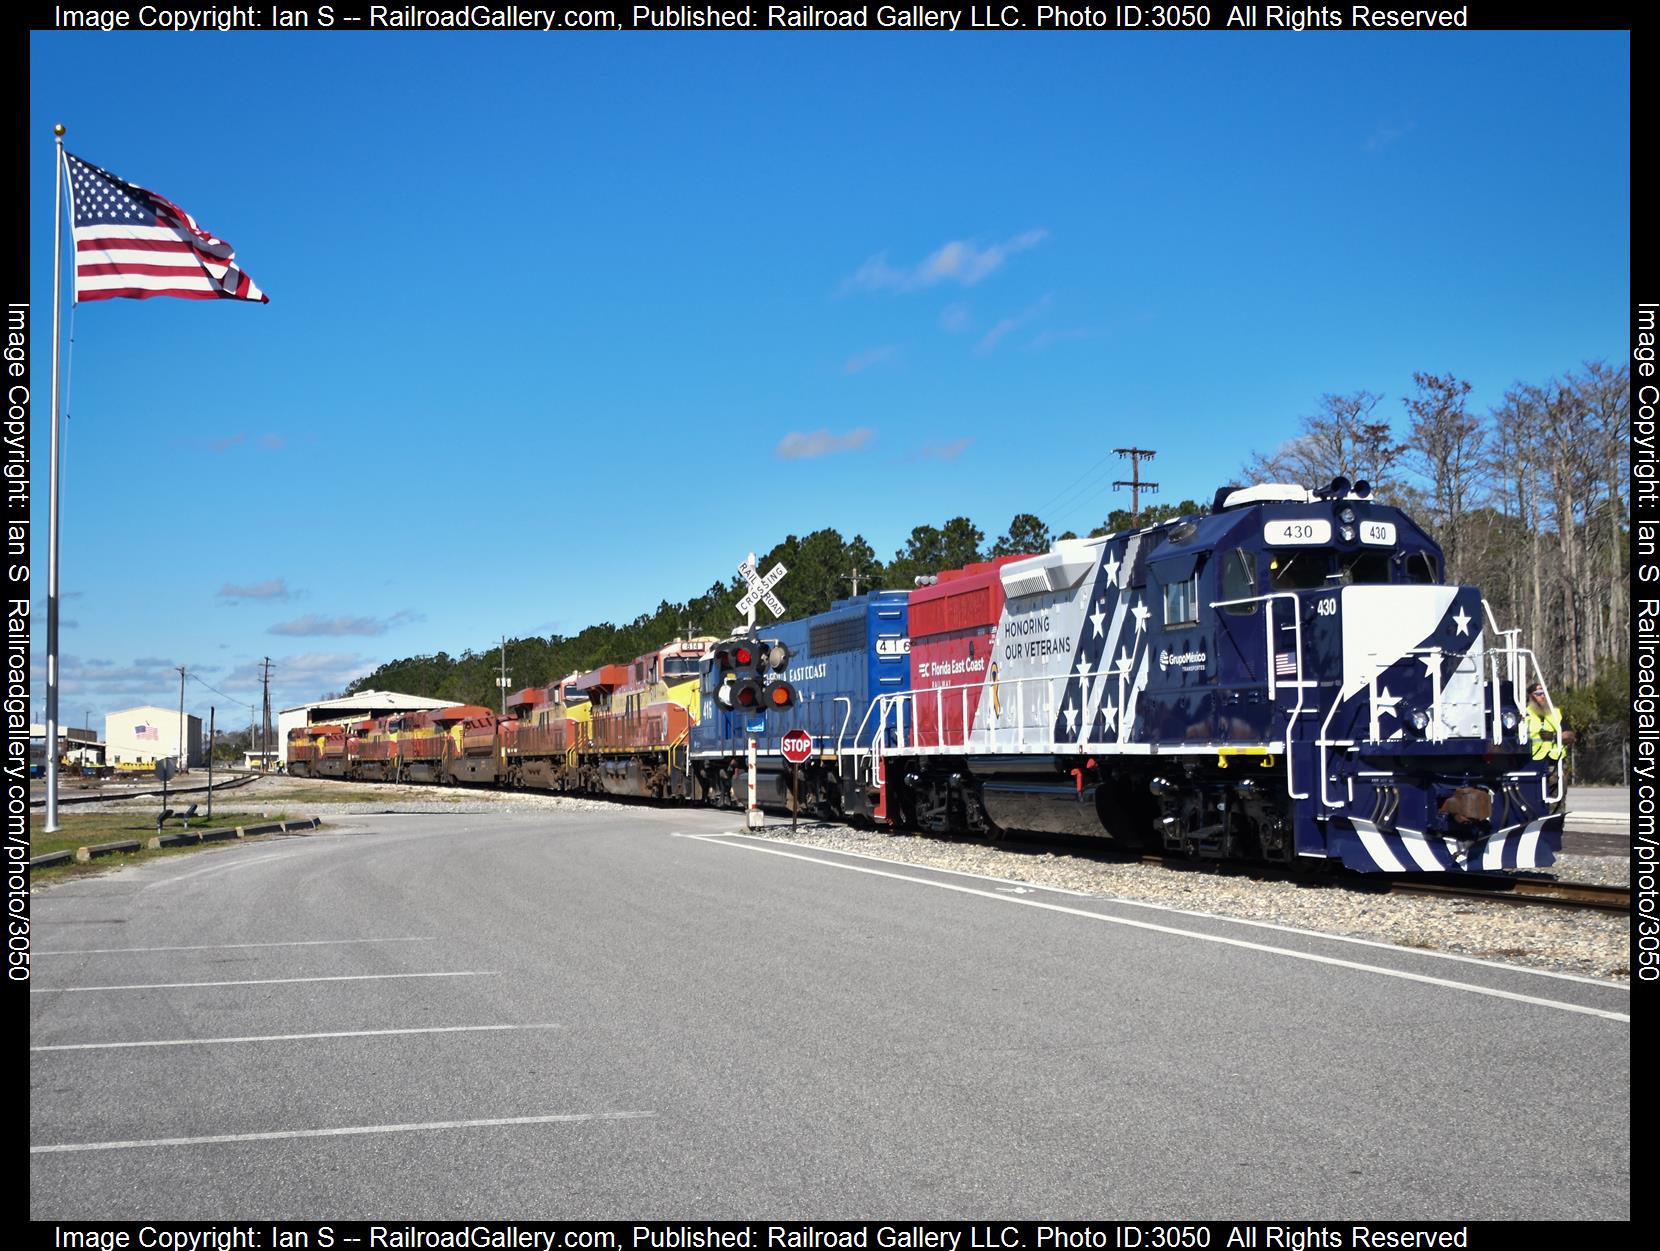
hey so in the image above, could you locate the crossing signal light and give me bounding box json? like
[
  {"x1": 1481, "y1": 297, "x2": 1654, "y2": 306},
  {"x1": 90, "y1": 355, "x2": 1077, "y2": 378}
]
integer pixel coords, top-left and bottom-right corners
[
  {"x1": 713, "y1": 635, "x2": 765, "y2": 711},
  {"x1": 764, "y1": 679, "x2": 796, "y2": 710}
]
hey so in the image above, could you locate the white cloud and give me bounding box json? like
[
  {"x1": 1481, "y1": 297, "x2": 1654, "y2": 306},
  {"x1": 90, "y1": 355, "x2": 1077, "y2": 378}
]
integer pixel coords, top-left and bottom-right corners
[
  {"x1": 918, "y1": 437, "x2": 975, "y2": 462},
  {"x1": 976, "y1": 295, "x2": 1053, "y2": 354},
  {"x1": 219, "y1": 578, "x2": 293, "y2": 601},
  {"x1": 774, "y1": 427, "x2": 875, "y2": 460},
  {"x1": 843, "y1": 346, "x2": 898, "y2": 375},
  {"x1": 267, "y1": 609, "x2": 423, "y2": 638},
  {"x1": 841, "y1": 229, "x2": 1048, "y2": 294}
]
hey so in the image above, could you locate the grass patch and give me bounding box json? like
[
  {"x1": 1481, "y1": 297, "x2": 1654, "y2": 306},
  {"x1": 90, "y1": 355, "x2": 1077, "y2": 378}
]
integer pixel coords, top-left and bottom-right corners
[
  {"x1": 28, "y1": 810, "x2": 300, "y2": 882},
  {"x1": 259, "y1": 783, "x2": 497, "y2": 806}
]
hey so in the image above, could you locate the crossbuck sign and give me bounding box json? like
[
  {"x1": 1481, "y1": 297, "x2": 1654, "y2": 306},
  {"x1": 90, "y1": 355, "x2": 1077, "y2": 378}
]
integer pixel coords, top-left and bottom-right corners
[{"x1": 736, "y1": 552, "x2": 788, "y2": 629}]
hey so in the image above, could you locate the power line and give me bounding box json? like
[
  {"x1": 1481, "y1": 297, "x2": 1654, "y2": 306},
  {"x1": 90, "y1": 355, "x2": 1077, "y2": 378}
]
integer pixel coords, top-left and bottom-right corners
[{"x1": 188, "y1": 671, "x2": 255, "y2": 711}]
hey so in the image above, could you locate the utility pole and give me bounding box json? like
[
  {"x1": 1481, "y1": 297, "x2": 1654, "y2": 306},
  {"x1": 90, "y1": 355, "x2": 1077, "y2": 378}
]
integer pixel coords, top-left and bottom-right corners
[
  {"x1": 259, "y1": 657, "x2": 273, "y2": 769},
  {"x1": 497, "y1": 635, "x2": 510, "y2": 715},
  {"x1": 1113, "y1": 447, "x2": 1160, "y2": 528},
  {"x1": 845, "y1": 568, "x2": 866, "y2": 597},
  {"x1": 175, "y1": 666, "x2": 187, "y2": 773}
]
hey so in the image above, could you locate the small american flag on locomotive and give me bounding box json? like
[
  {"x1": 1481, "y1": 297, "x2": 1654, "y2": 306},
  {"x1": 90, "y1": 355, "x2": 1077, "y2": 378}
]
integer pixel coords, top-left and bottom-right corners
[
  {"x1": 1274, "y1": 652, "x2": 1298, "y2": 678},
  {"x1": 64, "y1": 152, "x2": 268, "y2": 304}
]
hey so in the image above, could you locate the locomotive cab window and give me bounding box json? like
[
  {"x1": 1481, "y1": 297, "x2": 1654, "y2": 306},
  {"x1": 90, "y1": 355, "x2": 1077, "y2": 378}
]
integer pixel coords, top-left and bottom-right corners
[
  {"x1": 1221, "y1": 548, "x2": 1258, "y2": 614},
  {"x1": 1163, "y1": 572, "x2": 1200, "y2": 627},
  {"x1": 1269, "y1": 549, "x2": 1332, "y2": 590},
  {"x1": 1404, "y1": 552, "x2": 1439, "y2": 584},
  {"x1": 1337, "y1": 550, "x2": 1392, "y2": 584}
]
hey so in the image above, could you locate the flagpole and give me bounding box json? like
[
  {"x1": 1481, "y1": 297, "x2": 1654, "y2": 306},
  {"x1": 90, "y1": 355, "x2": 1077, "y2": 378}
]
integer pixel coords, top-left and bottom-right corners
[{"x1": 45, "y1": 124, "x2": 66, "y2": 834}]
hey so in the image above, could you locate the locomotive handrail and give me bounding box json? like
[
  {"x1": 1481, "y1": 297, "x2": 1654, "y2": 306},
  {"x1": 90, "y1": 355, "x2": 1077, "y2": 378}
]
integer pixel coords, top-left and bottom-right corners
[
  {"x1": 1476, "y1": 603, "x2": 1562, "y2": 805},
  {"x1": 831, "y1": 697, "x2": 853, "y2": 776},
  {"x1": 1209, "y1": 590, "x2": 1309, "y2": 799}
]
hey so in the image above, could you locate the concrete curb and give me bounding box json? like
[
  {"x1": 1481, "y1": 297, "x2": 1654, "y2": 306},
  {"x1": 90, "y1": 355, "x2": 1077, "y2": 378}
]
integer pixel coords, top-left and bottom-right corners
[
  {"x1": 74, "y1": 839, "x2": 142, "y2": 862},
  {"x1": 147, "y1": 831, "x2": 202, "y2": 849},
  {"x1": 31, "y1": 815, "x2": 324, "y2": 870}
]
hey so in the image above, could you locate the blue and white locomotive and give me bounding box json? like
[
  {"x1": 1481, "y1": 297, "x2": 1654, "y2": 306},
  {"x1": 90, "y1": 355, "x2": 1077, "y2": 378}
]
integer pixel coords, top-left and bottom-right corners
[
  {"x1": 690, "y1": 589, "x2": 910, "y2": 814},
  {"x1": 841, "y1": 478, "x2": 1564, "y2": 873}
]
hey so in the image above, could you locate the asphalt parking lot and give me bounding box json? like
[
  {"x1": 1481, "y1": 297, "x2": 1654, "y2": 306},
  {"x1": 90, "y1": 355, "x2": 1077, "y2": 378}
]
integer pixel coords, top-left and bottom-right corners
[{"x1": 29, "y1": 807, "x2": 1630, "y2": 1220}]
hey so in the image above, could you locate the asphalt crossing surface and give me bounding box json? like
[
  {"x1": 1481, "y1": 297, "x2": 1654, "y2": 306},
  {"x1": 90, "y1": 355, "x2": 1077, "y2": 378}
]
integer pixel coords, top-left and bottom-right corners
[{"x1": 30, "y1": 808, "x2": 1630, "y2": 1219}]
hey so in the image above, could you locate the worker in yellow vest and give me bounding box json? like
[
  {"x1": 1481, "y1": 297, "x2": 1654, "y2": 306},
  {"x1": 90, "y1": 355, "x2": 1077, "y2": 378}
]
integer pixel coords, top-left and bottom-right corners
[{"x1": 1524, "y1": 683, "x2": 1574, "y2": 762}]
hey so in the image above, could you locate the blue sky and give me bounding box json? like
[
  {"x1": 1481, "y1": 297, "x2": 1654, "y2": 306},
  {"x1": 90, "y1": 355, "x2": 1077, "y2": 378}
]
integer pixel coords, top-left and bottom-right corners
[{"x1": 28, "y1": 30, "x2": 1630, "y2": 725}]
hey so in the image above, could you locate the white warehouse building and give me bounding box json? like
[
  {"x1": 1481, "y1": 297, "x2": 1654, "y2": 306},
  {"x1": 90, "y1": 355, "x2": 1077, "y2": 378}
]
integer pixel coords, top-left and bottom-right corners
[
  {"x1": 105, "y1": 705, "x2": 204, "y2": 769},
  {"x1": 277, "y1": 690, "x2": 454, "y2": 764}
]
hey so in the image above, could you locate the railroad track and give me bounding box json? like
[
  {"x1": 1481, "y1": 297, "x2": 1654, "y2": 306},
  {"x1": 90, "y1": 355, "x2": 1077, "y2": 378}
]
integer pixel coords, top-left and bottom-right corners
[
  {"x1": 1388, "y1": 875, "x2": 1630, "y2": 912},
  {"x1": 956, "y1": 827, "x2": 1632, "y2": 913},
  {"x1": 30, "y1": 772, "x2": 263, "y2": 809}
]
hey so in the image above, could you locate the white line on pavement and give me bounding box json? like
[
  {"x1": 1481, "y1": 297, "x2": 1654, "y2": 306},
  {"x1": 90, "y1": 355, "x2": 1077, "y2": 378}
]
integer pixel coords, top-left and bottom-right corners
[
  {"x1": 30, "y1": 971, "x2": 498, "y2": 994},
  {"x1": 714, "y1": 831, "x2": 1628, "y2": 990},
  {"x1": 691, "y1": 835, "x2": 1630, "y2": 1023},
  {"x1": 31, "y1": 1111, "x2": 655, "y2": 1154},
  {"x1": 688, "y1": 830, "x2": 1098, "y2": 897},
  {"x1": 32, "y1": 1023, "x2": 562, "y2": 1051},
  {"x1": 35, "y1": 937, "x2": 438, "y2": 957}
]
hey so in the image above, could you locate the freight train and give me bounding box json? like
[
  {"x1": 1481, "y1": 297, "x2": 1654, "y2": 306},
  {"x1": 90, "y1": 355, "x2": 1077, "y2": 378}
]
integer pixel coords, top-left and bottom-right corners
[{"x1": 288, "y1": 479, "x2": 1565, "y2": 874}]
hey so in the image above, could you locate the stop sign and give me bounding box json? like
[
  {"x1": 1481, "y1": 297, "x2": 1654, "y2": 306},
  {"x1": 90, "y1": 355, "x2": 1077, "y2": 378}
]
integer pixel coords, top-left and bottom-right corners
[{"x1": 780, "y1": 729, "x2": 813, "y2": 764}]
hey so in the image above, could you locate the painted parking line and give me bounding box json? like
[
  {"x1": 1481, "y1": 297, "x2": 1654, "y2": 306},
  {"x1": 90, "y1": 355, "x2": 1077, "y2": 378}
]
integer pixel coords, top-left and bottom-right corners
[
  {"x1": 718, "y1": 830, "x2": 1628, "y2": 990},
  {"x1": 30, "y1": 971, "x2": 498, "y2": 995},
  {"x1": 35, "y1": 937, "x2": 438, "y2": 957},
  {"x1": 32, "y1": 1023, "x2": 562, "y2": 1052},
  {"x1": 691, "y1": 834, "x2": 1630, "y2": 1024},
  {"x1": 31, "y1": 1111, "x2": 655, "y2": 1155}
]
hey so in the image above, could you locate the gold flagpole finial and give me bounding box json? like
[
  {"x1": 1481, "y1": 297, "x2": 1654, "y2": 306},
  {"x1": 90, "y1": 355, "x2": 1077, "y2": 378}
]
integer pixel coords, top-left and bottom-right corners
[{"x1": 54, "y1": 123, "x2": 65, "y2": 136}]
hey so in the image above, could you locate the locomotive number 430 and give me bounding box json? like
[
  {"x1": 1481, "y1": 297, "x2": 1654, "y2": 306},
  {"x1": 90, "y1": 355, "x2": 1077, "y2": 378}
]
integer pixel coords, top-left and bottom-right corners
[{"x1": 1316, "y1": 597, "x2": 1337, "y2": 616}]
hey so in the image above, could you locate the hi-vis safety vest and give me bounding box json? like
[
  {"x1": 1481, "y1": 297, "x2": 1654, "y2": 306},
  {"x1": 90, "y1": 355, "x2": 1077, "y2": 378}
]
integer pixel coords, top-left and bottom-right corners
[{"x1": 1525, "y1": 704, "x2": 1566, "y2": 762}]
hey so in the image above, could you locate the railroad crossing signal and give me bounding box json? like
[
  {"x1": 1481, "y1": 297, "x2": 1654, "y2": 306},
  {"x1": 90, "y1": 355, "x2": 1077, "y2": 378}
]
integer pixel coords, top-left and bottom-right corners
[
  {"x1": 715, "y1": 640, "x2": 765, "y2": 711},
  {"x1": 759, "y1": 640, "x2": 795, "y2": 710},
  {"x1": 736, "y1": 552, "x2": 788, "y2": 629}
]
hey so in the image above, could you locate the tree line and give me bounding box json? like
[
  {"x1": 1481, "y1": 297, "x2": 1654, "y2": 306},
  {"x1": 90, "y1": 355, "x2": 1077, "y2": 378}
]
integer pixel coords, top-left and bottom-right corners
[
  {"x1": 1242, "y1": 360, "x2": 1630, "y2": 779},
  {"x1": 349, "y1": 358, "x2": 1628, "y2": 778}
]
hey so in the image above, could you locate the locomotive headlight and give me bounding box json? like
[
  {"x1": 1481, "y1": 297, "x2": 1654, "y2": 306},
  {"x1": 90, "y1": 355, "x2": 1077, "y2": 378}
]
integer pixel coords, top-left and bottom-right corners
[
  {"x1": 1340, "y1": 525, "x2": 1356, "y2": 542},
  {"x1": 1408, "y1": 708, "x2": 1431, "y2": 733},
  {"x1": 1338, "y1": 506, "x2": 1356, "y2": 524},
  {"x1": 1501, "y1": 709, "x2": 1520, "y2": 730}
]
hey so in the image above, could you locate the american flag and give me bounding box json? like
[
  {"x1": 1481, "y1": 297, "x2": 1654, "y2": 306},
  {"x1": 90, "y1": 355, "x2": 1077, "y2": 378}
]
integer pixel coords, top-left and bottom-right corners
[
  {"x1": 1274, "y1": 652, "x2": 1298, "y2": 678},
  {"x1": 134, "y1": 723, "x2": 160, "y2": 742},
  {"x1": 64, "y1": 152, "x2": 268, "y2": 304}
]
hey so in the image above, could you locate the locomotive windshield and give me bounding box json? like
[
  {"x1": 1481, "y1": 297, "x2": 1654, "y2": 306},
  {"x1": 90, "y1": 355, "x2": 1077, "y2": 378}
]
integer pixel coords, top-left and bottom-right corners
[
  {"x1": 663, "y1": 656, "x2": 702, "y2": 678},
  {"x1": 1268, "y1": 547, "x2": 1436, "y2": 590}
]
